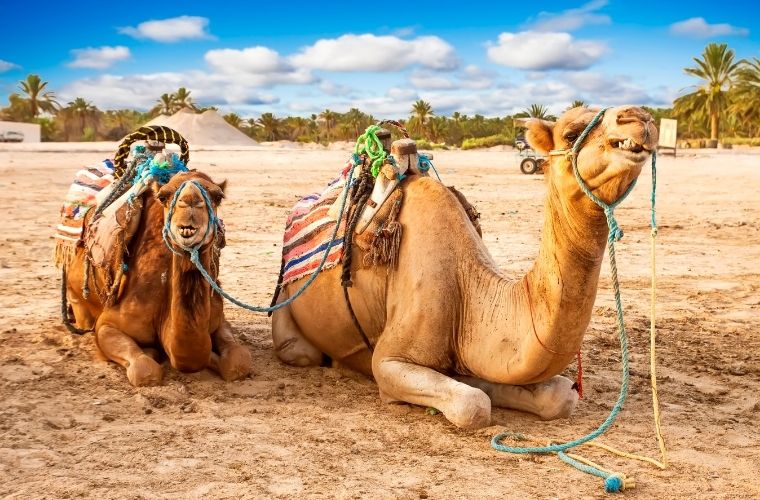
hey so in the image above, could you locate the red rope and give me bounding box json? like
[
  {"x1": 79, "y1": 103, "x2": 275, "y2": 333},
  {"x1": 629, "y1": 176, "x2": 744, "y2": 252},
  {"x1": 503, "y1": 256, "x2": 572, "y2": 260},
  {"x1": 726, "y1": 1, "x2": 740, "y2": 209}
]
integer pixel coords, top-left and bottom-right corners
[{"x1": 576, "y1": 350, "x2": 584, "y2": 399}]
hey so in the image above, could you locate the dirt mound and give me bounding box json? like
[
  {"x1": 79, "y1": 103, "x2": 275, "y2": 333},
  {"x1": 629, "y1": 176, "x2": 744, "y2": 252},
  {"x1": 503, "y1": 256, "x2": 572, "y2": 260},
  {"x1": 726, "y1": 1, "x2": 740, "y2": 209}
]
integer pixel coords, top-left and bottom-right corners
[{"x1": 143, "y1": 108, "x2": 257, "y2": 147}]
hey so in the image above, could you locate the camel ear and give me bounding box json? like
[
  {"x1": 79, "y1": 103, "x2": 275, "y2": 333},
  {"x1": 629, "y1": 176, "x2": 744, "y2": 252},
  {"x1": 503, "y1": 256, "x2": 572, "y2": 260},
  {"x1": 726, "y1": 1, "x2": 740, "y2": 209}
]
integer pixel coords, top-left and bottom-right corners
[
  {"x1": 207, "y1": 180, "x2": 226, "y2": 205},
  {"x1": 526, "y1": 119, "x2": 555, "y2": 155}
]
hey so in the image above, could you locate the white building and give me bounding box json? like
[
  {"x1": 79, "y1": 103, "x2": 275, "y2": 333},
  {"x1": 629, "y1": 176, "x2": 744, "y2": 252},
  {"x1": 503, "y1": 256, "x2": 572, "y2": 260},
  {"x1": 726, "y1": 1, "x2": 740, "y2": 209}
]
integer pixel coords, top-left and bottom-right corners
[{"x1": 0, "y1": 121, "x2": 41, "y2": 142}]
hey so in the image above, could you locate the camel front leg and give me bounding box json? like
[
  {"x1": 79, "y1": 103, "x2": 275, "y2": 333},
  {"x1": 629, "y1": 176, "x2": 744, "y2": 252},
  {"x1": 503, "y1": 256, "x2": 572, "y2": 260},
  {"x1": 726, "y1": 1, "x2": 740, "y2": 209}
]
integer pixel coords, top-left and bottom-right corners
[
  {"x1": 208, "y1": 318, "x2": 252, "y2": 381},
  {"x1": 373, "y1": 357, "x2": 491, "y2": 429},
  {"x1": 456, "y1": 375, "x2": 578, "y2": 421},
  {"x1": 96, "y1": 324, "x2": 162, "y2": 386}
]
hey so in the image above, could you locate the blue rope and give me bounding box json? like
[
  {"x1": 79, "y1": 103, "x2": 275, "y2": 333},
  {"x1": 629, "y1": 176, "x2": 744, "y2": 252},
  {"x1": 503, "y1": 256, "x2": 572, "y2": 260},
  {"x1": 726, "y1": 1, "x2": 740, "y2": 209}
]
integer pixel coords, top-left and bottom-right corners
[
  {"x1": 135, "y1": 152, "x2": 189, "y2": 186},
  {"x1": 491, "y1": 108, "x2": 659, "y2": 493},
  {"x1": 557, "y1": 451, "x2": 625, "y2": 493},
  {"x1": 418, "y1": 153, "x2": 442, "y2": 181},
  {"x1": 162, "y1": 166, "x2": 356, "y2": 313}
]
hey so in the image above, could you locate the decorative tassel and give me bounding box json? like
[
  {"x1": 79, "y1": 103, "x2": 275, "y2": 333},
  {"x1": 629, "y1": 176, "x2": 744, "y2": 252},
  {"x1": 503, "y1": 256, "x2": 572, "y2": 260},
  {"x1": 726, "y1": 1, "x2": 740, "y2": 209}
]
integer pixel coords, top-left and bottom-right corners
[{"x1": 364, "y1": 192, "x2": 404, "y2": 269}]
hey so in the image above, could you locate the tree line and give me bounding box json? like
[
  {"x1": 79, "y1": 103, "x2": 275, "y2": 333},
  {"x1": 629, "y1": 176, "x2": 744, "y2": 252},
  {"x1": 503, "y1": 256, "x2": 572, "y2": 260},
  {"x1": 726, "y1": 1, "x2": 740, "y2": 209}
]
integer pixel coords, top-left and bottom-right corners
[{"x1": 2, "y1": 43, "x2": 758, "y2": 147}]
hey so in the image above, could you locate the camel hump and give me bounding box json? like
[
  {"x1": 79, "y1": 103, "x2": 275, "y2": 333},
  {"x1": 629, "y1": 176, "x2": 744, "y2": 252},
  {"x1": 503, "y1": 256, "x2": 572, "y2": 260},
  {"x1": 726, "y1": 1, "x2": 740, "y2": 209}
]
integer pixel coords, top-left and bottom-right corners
[{"x1": 447, "y1": 186, "x2": 482, "y2": 237}]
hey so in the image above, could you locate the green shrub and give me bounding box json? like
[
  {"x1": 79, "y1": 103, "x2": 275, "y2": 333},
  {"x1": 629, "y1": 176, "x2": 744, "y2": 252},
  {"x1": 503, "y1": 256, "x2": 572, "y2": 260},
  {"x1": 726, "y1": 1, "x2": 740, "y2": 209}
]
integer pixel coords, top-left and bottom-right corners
[
  {"x1": 720, "y1": 137, "x2": 760, "y2": 146},
  {"x1": 415, "y1": 139, "x2": 449, "y2": 150},
  {"x1": 461, "y1": 134, "x2": 514, "y2": 150}
]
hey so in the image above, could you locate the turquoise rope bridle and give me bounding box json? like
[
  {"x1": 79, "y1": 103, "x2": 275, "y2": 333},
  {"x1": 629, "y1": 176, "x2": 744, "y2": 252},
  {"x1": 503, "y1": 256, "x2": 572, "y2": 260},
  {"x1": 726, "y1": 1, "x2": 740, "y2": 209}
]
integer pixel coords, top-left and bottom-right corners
[
  {"x1": 162, "y1": 165, "x2": 356, "y2": 313},
  {"x1": 491, "y1": 108, "x2": 658, "y2": 493}
]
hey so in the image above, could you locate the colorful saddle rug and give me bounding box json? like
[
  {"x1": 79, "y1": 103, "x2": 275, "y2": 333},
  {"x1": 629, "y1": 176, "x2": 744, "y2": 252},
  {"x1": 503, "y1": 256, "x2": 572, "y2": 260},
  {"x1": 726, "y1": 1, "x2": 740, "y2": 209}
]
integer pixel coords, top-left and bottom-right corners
[
  {"x1": 281, "y1": 165, "x2": 350, "y2": 285},
  {"x1": 54, "y1": 159, "x2": 115, "y2": 265}
]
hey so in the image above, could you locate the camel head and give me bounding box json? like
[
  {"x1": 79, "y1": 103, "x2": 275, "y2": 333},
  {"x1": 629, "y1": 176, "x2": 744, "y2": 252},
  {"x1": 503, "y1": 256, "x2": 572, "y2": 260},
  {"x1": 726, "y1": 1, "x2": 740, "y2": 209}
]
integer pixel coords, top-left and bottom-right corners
[
  {"x1": 154, "y1": 171, "x2": 226, "y2": 251},
  {"x1": 527, "y1": 105, "x2": 657, "y2": 206}
]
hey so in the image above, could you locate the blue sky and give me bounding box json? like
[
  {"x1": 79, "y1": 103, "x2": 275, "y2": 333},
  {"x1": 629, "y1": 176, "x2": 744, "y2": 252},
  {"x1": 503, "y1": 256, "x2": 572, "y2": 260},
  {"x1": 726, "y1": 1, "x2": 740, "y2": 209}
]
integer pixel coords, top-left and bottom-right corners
[{"x1": 1, "y1": 0, "x2": 758, "y2": 118}]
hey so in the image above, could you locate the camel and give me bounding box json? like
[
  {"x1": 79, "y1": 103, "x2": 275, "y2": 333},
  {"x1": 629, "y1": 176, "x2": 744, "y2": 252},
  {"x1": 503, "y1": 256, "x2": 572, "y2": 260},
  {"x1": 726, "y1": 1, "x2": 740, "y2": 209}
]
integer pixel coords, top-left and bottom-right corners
[
  {"x1": 63, "y1": 170, "x2": 253, "y2": 386},
  {"x1": 272, "y1": 105, "x2": 657, "y2": 429}
]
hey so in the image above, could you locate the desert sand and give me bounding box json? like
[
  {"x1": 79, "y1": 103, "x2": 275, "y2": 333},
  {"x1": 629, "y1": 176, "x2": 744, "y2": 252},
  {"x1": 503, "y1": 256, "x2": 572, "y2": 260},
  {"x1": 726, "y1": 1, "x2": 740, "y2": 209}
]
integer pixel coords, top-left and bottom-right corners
[{"x1": 0, "y1": 145, "x2": 758, "y2": 499}]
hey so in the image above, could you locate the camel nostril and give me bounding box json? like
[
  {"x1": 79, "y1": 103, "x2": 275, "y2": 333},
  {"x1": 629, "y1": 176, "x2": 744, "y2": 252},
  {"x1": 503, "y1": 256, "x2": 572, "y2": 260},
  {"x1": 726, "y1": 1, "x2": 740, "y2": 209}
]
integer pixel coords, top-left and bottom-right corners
[{"x1": 616, "y1": 107, "x2": 652, "y2": 126}]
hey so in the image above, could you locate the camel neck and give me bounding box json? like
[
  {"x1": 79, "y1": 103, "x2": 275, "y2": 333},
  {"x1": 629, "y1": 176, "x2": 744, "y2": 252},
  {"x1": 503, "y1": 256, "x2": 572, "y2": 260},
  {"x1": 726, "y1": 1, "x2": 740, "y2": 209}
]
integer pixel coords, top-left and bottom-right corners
[
  {"x1": 457, "y1": 178, "x2": 609, "y2": 383},
  {"x1": 521, "y1": 179, "x2": 608, "y2": 364},
  {"x1": 162, "y1": 247, "x2": 215, "y2": 369}
]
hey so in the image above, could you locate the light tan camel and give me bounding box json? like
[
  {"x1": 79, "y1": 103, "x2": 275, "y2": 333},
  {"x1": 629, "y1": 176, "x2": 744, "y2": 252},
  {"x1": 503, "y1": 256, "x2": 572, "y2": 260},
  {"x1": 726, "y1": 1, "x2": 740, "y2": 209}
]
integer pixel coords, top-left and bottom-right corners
[
  {"x1": 272, "y1": 106, "x2": 657, "y2": 428},
  {"x1": 64, "y1": 171, "x2": 252, "y2": 386}
]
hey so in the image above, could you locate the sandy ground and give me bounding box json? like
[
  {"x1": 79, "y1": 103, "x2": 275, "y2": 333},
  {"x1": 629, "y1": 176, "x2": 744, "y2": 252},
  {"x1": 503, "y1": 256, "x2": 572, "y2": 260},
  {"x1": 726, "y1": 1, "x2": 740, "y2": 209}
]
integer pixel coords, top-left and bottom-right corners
[{"x1": 1, "y1": 145, "x2": 759, "y2": 499}]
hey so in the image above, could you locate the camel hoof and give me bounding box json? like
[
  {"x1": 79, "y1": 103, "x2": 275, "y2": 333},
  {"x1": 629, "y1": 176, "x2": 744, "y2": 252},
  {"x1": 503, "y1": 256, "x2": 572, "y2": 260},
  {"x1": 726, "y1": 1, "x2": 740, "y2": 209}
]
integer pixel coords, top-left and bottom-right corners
[
  {"x1": 448, "y1": 386, "x2": 492, "y2": 429},
  {"x1": 534, "y1": 376, "x2": 579, "y2": 420},
  {"x1": 126, "y1": 354, "x2": 163, "y2": 387},
  {"x1": 275, "y1": 336, "x2": 322, "y2": 367},
  {"x1": 219, "y1": 345, "x2": 253, "y2": 382}
]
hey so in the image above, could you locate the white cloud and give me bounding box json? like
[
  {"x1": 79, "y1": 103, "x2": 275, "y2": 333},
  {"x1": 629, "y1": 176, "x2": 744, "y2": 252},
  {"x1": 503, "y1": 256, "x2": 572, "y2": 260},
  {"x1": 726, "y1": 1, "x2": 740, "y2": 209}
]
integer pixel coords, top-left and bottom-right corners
[
  {"x1": 670, "y1": 17, "x2": 749, "y2": 38},
  {"x1": 409, "y1": 65, "x2": 494, "y2": 90},
  {"x1": 119, "y1": 16, "x2": 213, "y2": 43},
  {"x1": 487, "y1": 31, "x2": 606, "y2": 71},
  {"x1": 290, "y1": 34, "x2": 458, "y2": 72},
  {"x1": 0, "y1": 59, "x2": 19, "y2": 73},
  {"x1": 204, "y1": 46, "x2": 315, "y2": 85},
  {"x1": 68, "y1": 46, "x2": 130, "y2": 69},
  {"x1": 316, "y1": 72, "x2": 666, "y2": 119},
  {"x1": 319, "y1": 80, "x2": 354, "y2": 96},
  {"x1": 527, "y1": 0, "x2": 611, "y2": 32},
  {"x1": 59, "y1": 72, "x2": 279, "y2": 110}
]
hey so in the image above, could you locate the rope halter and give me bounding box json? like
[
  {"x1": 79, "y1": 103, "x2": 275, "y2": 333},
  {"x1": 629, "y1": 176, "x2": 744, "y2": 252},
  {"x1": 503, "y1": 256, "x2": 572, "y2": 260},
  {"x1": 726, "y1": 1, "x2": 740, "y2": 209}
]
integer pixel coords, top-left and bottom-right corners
[
  {"x1": 162, "y1": 180, "x2": 220, "y2": 265},
  {"x1": 548, "y1": 108, "x2": 641, "y2": 242}
]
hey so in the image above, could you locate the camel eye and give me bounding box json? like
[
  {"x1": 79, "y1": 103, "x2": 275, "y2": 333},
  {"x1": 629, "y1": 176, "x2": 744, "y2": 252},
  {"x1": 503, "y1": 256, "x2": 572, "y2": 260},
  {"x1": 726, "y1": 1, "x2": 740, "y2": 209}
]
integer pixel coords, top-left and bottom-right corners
[
  {"x1": 209, "y1": 190, "x2": 224, "y2": 205},
  {"x1": 564, "y1": 131, "x2": 578, "y2": 143},
  {"x1": 156, "y1": 191, "x2": 170, "y2": 204}
]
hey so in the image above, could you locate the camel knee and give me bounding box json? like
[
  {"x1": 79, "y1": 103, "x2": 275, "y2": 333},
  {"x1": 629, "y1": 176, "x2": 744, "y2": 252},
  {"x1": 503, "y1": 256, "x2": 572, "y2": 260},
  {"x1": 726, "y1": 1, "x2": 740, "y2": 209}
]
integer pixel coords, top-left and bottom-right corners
[
  {"x1": 274, "y1": 336, "x2": 323, "y2": 367},
  {"x1": 219, "y1": 344, "x2": 253, "y2": 381},
  {"x1": 448, "y1": 385, "x2": 492, "y2": 429},
  {"x1": 532, "y1": 376, "x2": 579, "y2": 420},
  {"x1": 126, "y1": 354, "x2": 163, "y2": 387}
]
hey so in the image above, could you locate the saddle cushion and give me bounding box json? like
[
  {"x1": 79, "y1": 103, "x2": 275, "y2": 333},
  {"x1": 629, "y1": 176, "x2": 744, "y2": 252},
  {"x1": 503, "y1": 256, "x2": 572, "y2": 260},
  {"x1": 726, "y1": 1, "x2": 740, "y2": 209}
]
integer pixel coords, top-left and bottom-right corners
[
  {"x1": 54, "y1": 159, "x2": 115, "y2": 266},
  {"x1": 281, "y1": 165, "x2": 350, "y2": 285}
]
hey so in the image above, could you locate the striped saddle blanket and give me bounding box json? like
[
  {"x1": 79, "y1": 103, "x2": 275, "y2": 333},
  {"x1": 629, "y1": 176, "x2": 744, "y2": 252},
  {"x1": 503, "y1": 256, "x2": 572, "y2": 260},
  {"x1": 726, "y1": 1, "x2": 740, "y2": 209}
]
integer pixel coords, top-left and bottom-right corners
[
  {"x1": 281, "y1": 166, "x2": 350, "y2": 285},
  {"x1": 54, "y1": 159, "x2": 115, "y2": 261}
]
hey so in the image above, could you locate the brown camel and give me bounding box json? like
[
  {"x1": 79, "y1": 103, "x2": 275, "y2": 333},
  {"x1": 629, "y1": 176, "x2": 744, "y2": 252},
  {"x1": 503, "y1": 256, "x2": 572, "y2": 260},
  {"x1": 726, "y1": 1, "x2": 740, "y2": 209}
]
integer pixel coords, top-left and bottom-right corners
[
  {"x1": 64, "y1": 171, "x2": 252, "y2": 386},
  {"x1": 272, "y1": 105, "x2": 657, "y2": 429}
]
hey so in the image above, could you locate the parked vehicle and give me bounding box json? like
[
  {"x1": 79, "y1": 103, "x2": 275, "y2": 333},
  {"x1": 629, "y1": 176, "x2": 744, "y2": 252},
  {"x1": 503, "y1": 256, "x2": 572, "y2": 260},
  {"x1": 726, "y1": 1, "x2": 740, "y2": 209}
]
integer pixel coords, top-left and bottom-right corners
[
  {"x1": 515, "y1": 132, "x2": 547, "y2": 175},
  {"x1": 0, "y1": 131, "x2": 24, "y2": 142}
]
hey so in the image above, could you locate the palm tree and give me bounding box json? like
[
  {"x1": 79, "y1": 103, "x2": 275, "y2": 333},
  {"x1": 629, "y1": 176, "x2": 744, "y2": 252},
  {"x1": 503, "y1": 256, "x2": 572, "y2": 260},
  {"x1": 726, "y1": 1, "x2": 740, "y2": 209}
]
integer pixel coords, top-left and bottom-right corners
[
  {"x1": 409, "y1": 100, "x2": 434, "y2": 139},
  {"x1": 344, "y1": 108, "x2": 369, "y2": 138},
  {"x1": 674, "y1": 43, "x2": 742, "y2": 143},
  {"x1": 172, "y1": 87, "x2": 196, "y2": 111},
  {"x1": 16, "y1": 74, "x2": 58, "y2": 117},
  {"x1": 151, "y1": 93, "x2": 176, "y2": 116},
  {"x1": 525, "y1": 104, "x2": 551, "y2": 119},
  {"x1": 284, "y1": 116, "x2": 312, "y2": 141},
  {"x1": 223, "y1": 112, "x2": 243, "y2": 128},
  {"x1": 68, "y1": 98, "x2": 97, "y2": 136},
  {"x1": 256, "y1": 112, "x2": 281, "y2": 141},
  {"x1": 730, "y1": 57, "x2": 760, "y2": 136},
  {"x1": 317, "y1": 109, "x2": 339, "y2": 141},
  {"x1": 567, "y1": 100, "x2": 587, "y2": 110}
]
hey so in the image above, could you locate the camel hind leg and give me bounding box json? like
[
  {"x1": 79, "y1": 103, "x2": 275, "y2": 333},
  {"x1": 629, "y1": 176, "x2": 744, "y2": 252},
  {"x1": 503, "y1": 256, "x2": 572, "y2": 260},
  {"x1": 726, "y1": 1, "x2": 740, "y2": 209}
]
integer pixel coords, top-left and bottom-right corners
[
  {"x1": 271, "y1": 298, "x2": 323, "y2": 368},
  {"x1": 456, "y1": 375, "x2": 579, "y2": 421}
]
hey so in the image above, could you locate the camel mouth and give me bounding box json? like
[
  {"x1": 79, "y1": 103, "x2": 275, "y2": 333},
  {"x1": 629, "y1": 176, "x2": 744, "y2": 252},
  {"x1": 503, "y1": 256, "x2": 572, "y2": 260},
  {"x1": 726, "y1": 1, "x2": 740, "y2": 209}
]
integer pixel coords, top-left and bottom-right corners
[
  {"x1": 177, "y1": 224, "x2": 198, "y2": 238},
  {"x1": 609, "y1": 137, "x2": 648, "y2": 154}
]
